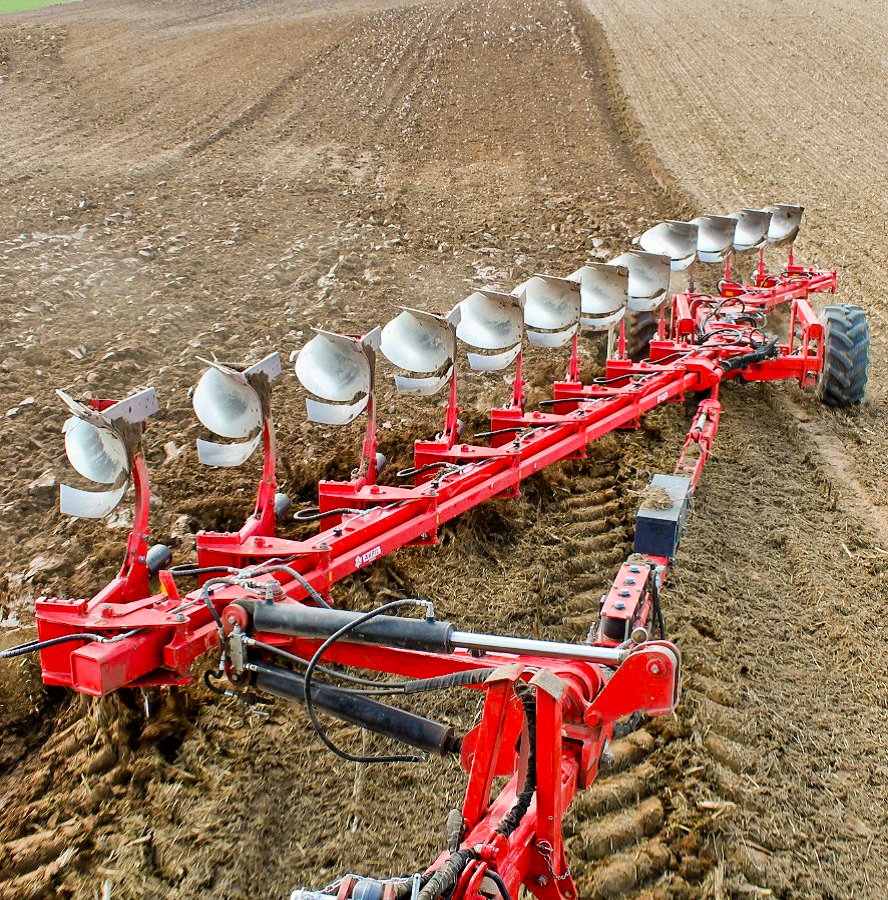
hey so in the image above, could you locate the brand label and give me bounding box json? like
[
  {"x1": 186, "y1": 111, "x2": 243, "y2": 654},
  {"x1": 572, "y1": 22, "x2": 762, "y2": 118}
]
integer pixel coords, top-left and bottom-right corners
[{"x1": 354, "y1": 546, "x2": 382, "y2": 568}]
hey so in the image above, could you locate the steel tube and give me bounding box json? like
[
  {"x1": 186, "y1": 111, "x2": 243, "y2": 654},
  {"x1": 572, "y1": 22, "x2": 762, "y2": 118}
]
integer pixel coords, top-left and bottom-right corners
[
  {"x1": 253, "y1": 603, "x2": 454, "y2": 653},
  {"x1": 450, "y1": 631, "x2": 625, "y2": 665},
  {"x1": 252, "y1": 661, "x2": 459, "y2": 755}
]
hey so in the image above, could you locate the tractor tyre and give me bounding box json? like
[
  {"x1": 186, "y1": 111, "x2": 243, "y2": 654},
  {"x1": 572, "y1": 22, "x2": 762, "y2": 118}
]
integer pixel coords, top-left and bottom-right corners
[
  {"x1": 626, "y1": 309, "x2": 659, "y2": 362},
  {"x1": 816, "y1": 304, "x2": 869, "y2": 407}
]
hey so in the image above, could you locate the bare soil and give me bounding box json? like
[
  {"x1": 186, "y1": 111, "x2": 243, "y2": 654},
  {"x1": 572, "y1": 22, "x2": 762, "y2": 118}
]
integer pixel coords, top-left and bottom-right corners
[{"x1": 0, "y1": 1, "x2": 885, "y2": 898}]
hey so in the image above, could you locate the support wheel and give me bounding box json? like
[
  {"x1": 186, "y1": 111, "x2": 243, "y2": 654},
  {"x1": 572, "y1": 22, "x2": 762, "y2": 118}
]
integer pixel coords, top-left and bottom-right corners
[
  {"x1": 626, "y1": 310, "x2": 659, "y2": 362},
  {"x1": 816, "y1": 304, "x2": 869, "y2": 407}
]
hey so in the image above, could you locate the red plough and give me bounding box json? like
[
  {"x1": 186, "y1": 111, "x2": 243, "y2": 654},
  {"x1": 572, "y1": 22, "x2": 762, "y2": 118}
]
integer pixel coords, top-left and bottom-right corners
[{"x1": 8, "y1": 206, "x2": 870, "y2": 898}]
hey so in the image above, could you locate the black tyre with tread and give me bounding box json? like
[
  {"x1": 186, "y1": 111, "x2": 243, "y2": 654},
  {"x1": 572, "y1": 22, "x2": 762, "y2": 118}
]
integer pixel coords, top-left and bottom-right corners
[
  {"x1": 816, "y1": 303, "x2": 869, "y2": 407},
  {"x1": 625, "y1": 309, "x2": 658, "y2": 362}
]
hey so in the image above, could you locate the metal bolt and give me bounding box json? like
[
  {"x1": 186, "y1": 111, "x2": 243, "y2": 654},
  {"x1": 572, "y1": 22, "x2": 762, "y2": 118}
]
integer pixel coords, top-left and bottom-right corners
[
  {"x1": 175, "y1": 614, "x2": 186, "y2": 623},
  {"x1": 536, "y1": 876, "x2": 548, "y2": 887},
  {"x1": 631, "y1": 626, "x2": 649, "y2": 644},
  {"x1": 624, "y1": 577, "x2": 635, "y2": 585},
  {"x1": 227, "y1": 616, "x2": 237, "y2": 626},
  {"x1": 648, "y1": 660, "x2": 663, "y2": 676},
  {"x1": 584, "y1": 709, "x2": 601, "y2": 727},
  {"x1": 615, "y1": 601, "x2": 625, "y2": 610},
  {"x1": 629, "y1": 565, "x2": 640, "y2": 573},
  {"x1": 619, "y1": 589, "x2": 630, "y2": 597}
]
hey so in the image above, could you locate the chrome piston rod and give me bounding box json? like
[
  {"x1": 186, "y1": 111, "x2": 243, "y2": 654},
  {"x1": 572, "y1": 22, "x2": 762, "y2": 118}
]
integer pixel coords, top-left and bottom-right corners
[{"x1": 450, "y1": 631, "x2": 626, "y2": 665}]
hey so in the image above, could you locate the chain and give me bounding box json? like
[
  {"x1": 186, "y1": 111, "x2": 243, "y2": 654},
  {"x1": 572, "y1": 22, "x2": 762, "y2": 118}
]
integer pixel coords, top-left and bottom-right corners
[{"x1": 536, "y1": 840, "x2": 572, "y2": 882}]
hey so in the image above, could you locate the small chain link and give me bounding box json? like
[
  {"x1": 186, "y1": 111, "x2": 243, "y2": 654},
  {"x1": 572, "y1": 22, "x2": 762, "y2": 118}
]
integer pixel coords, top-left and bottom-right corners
[{"x1": 537, "y1": 840, "x2": 572, "y2": 882}]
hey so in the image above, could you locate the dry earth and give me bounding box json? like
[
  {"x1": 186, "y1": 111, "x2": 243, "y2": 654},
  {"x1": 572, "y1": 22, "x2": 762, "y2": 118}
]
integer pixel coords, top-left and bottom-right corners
[
  {"x1": 580, "y1": 0, "x2": 888, "y2": 895},
  {"x1": 0, "y1": 0, "x2": 885, "y2": 898},
  {"x1": 583, "y1": 0, "x2": 888, "y2": 542}
]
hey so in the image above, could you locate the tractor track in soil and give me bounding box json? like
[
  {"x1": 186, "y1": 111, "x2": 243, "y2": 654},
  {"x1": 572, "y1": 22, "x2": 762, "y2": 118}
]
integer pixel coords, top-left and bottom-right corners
[{"x1": 0, "y1": 0, "x2": 885, "y2": 898}]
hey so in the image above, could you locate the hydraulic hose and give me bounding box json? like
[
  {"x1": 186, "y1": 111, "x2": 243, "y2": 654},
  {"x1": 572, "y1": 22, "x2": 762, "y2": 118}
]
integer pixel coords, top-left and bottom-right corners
[
  {"x1": 719, "y1": 337, "x2": 779, "y2": 373},
  {"x1": 416, "y1": 849, "x2": 477, "y2": 900},
  {"x1": 415, "y1": 683, "x2": 537, "y2": 900},
  {"x1": 0, "y1": 633, "x2": 103, "y2": 659},
  {"x1": 493, "y1": 683, "x2": 537, "y2": 840}
]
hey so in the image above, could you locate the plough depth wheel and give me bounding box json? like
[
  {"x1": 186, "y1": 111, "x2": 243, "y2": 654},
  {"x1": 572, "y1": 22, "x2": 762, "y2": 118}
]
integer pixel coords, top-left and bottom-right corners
[
  {"x1": 817, "y1": 303, "x2": 869, "y2": 406},
  {"x1": 626, "y1": 308, "x2": 659, "y2": 362}
]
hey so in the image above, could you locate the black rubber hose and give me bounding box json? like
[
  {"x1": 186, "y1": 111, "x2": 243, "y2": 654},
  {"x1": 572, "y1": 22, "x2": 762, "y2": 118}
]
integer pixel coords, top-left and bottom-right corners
[
  {"x1": 319, "y1": 666, "x2": 497, "y2": 698},
  {"x1": 494, "y1": 682, "x2": 537, "y2": 840},
  {"x1": 648, "y1": 567, "x2": 666, "y2": 639},
  {"x1": 538, "y1": 396, "x2": 592, "y2": 406},
  {"x1": 249, "y1": 564, "x2": 331, "y2": 609},
  {"x1": 0, "y1": 633, "x2": 103, "y2": 659},
  {"x1": 471, "y1": 426, "x2": 525, "y2": 439},
  {"x1": 168, "y1": 565, "x2": 240, "y2": 576},
  {"x1": 392, "y1": 847, "x2": 509, "y2": 899},
  {"x1": 719, "y1": 337, "x2": 779, "y2": 373},
  {"x1": 402, "y1": 668, "x2": 496, "y2": 695},
  {"x1": 390, "y1": 873, "x2": 434, "y2": 900},
  {"x1": 699, "y1": 296, "x2": 746, "y2": 334},
  {"x1": 293, "y1": 506, "x2": 363, "y2": 522},
  {"x1": 204, "y1": 669, "x2": 229, "y2": 695},
  {"x1": 303, "y1": 599, "x2": 433, "y2": 764},
  {"x1": 199, "y1": 578, "x2": 231, "y2": 634},
  {"x1": 416, "y1": 849, "x2": 477, "y2": 900},
  {"x1": 396, "y1": 461, "x2": 449, "y2": 479},
  {"x1": 485, "y1": 870, "x2": 512, "y2": 900},
  {"x1": 246, "y1": 638, "x2": 409, "y2": 690}
]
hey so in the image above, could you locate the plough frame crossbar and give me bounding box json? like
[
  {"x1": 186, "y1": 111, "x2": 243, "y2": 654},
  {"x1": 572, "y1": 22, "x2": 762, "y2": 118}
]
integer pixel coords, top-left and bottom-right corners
[{"x1": 35, "y1": 263, "x2": 836, "y2": 697}]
